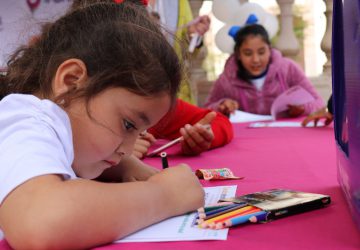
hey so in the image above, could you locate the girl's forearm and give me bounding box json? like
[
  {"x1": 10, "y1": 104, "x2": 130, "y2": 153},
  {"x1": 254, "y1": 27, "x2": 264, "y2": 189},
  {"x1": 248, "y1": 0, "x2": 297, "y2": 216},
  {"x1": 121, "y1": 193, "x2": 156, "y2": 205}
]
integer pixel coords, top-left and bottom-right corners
[{"x1": 0, "y1": 175, "x2": 172, "y2": 249}]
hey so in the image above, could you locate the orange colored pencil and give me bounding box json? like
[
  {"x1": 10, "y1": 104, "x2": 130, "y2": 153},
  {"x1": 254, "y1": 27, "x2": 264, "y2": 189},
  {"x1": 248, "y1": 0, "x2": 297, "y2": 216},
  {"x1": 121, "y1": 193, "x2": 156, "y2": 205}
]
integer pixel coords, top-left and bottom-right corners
[
  {"x1": 213, "y1": 207, "x2": 262, "y2": 224},
  {"x1": 213, "y1": 208, "x2": 262, "y2": 229}
]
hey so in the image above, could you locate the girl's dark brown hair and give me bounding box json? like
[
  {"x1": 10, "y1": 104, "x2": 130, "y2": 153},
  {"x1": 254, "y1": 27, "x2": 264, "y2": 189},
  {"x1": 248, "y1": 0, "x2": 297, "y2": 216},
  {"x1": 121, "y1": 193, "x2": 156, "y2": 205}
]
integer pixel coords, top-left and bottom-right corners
[
  {"x1": 0, "y1": 2, "x2": 181, "y2": 107},
  {"x1": 233, "y1": 24, "x2": 271, "y2": 83},
  {"x1": 70, "y1": 0, "x2": 146, "y2": 12}
]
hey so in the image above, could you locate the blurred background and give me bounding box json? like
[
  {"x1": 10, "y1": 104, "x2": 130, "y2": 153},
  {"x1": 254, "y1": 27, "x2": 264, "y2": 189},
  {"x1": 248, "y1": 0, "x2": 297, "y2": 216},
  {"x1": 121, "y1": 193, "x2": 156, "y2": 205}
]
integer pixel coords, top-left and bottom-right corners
[{"x1": 188, "y1": 0, "x2": 332, "y2": 107}]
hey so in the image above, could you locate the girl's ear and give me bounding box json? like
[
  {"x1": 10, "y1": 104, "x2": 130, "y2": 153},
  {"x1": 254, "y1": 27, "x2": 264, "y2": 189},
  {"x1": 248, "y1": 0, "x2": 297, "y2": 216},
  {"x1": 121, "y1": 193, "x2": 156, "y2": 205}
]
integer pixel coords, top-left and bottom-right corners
[{"x1": 52, "y1": 59, "x2": 88, "y2": 97}]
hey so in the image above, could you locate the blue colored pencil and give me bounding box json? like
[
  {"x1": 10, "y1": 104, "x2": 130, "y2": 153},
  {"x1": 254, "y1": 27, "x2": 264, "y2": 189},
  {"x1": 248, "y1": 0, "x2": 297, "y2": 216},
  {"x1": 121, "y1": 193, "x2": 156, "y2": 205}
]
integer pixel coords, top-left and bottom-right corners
[
  {"x1": 199, "y1": 204, "x2": 239, "y2": 219},
  {"x1": 222, "y1": 211, "x2": 267, "y2": 228},
  {"x1": 199, "y1": 202, "x2": 247, "y2": 220},
  {"x1": 249, "y1": 211, "x2": 268, "y2": 223}
]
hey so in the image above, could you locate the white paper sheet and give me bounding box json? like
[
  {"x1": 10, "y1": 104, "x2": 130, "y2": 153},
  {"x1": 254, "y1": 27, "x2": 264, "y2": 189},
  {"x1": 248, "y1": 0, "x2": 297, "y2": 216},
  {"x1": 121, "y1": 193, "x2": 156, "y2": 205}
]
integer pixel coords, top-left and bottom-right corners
[
  {"x1": 248, "y1": 121, "x2": 325, "y2": 128},
  {"x1": 115, "y1": 185, "x2": 237, "y2": 243},
  {"x1": 229, "y1": 110, "x2": 273, "y2": 123}
]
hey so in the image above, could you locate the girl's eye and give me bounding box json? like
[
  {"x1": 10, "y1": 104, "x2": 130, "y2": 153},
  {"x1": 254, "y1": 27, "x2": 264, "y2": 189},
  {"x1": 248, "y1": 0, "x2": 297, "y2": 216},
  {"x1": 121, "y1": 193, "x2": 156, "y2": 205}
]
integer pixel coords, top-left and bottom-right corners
[
  {"x1": 243, "y1": 51, "x2": 252, "y2": 57},
  {"x1": 123, "y1": 119, "x2": 136, "y2": 131}
]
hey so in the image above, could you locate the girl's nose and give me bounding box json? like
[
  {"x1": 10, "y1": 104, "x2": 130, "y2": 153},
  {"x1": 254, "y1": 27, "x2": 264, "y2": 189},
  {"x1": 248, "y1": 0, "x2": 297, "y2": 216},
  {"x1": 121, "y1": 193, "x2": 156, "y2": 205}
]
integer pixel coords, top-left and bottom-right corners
[
  {"x1": 116, "y1": 135, "x2": 138, "y2": 156},
  {"x1": 252, "y1": 53, "x2": 260, "y2": 62}
]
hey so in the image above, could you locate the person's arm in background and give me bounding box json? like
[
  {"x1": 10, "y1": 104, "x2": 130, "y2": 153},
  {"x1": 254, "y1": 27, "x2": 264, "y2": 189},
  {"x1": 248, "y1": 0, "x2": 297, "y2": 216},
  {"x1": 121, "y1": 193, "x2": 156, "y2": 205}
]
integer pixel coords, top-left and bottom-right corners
[
  {"x1": 130, "y1": 99, "x2": 234, "y2": 158},
  {"x1": 149, "y1": 99, "x2": 233, "y2": 149},
  {"x1": 301, "y1": 94, "x2": 333, "y2": 127},
  {"x1": 286, "y1": 59, "x2": 325, "y2": 115}
]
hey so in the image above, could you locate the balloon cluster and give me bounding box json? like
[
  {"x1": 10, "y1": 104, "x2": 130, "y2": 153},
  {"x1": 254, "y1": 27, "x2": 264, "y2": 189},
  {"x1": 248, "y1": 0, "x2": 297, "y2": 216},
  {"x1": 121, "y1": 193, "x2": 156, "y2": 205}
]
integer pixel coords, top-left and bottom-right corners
[{"x1": 212, "y1": 0, "x2": 279, "y2": 53}]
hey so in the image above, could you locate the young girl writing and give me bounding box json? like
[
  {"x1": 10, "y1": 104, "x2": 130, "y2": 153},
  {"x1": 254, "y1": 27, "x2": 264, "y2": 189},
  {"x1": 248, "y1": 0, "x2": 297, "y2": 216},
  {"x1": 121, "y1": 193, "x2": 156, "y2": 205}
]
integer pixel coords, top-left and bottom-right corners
[
  {"x1": 0, "y1": 3, "x2": 204, "y2": 249},
  {"x1": 205, "y1": 24, "x2": 324, "y2": 117}
]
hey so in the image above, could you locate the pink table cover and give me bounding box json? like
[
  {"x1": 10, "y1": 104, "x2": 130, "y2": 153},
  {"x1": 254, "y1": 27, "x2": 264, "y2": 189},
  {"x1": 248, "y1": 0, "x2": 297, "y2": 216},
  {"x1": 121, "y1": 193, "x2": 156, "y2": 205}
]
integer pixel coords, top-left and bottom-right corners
[{"x1": 1, "y1": 122, "x2": 360, "y2": 249}]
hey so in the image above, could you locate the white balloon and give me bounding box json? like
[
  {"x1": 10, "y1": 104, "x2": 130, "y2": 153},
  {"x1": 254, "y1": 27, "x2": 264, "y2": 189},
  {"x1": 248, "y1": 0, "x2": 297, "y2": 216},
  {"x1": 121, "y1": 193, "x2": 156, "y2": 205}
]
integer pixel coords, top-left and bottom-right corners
[
  {"x1": 215, "y1": 24, "x2": 235, "y2": 54},
  {"x1": 232, "y1": 2, "x2": 266, "y2": 26},
  {"x1": 263, "y1": 14, "x2": 279, "y2": 39},
  {"x1": 212, "y1": 0, "x2": 242, "y2": 23}
]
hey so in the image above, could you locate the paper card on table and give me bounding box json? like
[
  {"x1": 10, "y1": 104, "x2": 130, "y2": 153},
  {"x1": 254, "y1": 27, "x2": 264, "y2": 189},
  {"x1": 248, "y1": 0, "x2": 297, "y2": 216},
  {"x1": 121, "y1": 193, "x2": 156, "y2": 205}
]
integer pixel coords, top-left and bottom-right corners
[
  {"x1": 229, "y1": 110, "x2": 273, "y2": 123},
  {"x1": 270, "y1": 86, "x2": 315, "y2": 119},
  {"x1": 248, "y1": 121, "x2": 325, "y2": 128},
  {"x1": 115, "y1": 185, "x2": 237, "y2": 243}
]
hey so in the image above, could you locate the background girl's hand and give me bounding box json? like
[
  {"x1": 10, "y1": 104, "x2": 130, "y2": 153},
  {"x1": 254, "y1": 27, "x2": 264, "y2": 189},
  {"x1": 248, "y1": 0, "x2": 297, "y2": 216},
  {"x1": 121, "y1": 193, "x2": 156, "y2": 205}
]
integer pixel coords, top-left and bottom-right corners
[
  {"x1": 179, "y1": 112, "x2": 216, "y2": 155},
  {"x1": 187, "y1": 15, "x2": 211, "y2": 36},
  {"x1": 218, "y1": 99, "x2": 239, "y2": 116},
  {"x1": 148, "y1": 164, "x2": 205, "y2": 215},
  {"x1": 287, "y1": 104, "x2": 305, "y2": 117},
  {"x1": 301, "y1": 107, "x2": 333, "y2": 127},
  {"x1": 132, "y1": 132, "x2": 156, "y2": 159}
]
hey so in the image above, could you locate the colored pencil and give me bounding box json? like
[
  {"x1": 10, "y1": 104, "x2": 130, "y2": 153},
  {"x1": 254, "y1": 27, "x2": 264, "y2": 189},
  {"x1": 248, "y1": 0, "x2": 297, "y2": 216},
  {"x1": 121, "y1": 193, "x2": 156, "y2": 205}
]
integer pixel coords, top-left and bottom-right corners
[
  {"x1": 213, "y1": 208, "x2": 262, "y2": 229},
  {"x1": 199, "y1": 202, "x2": 247, "y2": 220},
  {"x1": 249, "y1": 211, "x2": 268, "y2": 223},
  {"x1": 147, "y1": 124, "x2": 211, "y2": 157},
  {"x1": 198, "y1": 204, "x2": 232, "y2": 214},
  {"x1": 221, "y1": 211, "x2": 267, "y2": 228},
  {"x1": 213, "y1": 207, "x2": 262, "y2": 224},
  {"x1": 199, "y1": 205, "x2": 254, "y2": 228}
]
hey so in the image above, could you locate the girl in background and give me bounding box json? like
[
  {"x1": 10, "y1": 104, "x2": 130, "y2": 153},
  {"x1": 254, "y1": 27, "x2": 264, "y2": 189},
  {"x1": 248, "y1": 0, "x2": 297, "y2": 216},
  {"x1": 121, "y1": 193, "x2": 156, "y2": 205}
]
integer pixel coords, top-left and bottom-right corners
[
  {"x1": 0, "y1": 3, "x2": 204, "y2": 249},
  {"x1": 205, "y1": 24, "x2": 324, "y2": 117}
]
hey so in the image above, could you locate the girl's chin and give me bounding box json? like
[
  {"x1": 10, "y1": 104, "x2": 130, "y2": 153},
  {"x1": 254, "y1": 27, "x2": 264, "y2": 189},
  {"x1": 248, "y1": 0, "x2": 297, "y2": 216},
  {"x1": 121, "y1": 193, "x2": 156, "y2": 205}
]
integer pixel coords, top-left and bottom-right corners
[
  {"x1": 249, "y1": 69, "x2": 264, "y2": 75},
  {"x1": 73, "y1": 162, "x2": 111, "y2": 179}
]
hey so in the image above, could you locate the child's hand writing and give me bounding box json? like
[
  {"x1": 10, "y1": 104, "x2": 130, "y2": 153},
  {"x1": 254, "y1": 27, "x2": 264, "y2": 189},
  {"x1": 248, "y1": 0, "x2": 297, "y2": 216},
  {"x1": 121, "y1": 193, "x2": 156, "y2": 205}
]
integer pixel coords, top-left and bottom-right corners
[
  {"x1": 179, "y1": 111, "x2": 216, "y2": 155},
  {"x1": 133, "y1": 132, "x2": 156, "y2": 159},
  {"x1": 148, "y1": 164, "x2": 205, "y2": 215},
  {"x1": 219, "y1": 99, "x2": 239, "y2": 116}
]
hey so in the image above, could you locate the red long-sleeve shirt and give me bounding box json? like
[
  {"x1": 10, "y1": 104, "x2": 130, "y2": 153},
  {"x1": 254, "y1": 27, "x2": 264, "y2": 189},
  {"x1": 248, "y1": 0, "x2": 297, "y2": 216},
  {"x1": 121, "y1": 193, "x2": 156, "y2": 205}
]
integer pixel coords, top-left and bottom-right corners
[{"x1": 149, "y1": 99, "x2": 233, "y2": 149}]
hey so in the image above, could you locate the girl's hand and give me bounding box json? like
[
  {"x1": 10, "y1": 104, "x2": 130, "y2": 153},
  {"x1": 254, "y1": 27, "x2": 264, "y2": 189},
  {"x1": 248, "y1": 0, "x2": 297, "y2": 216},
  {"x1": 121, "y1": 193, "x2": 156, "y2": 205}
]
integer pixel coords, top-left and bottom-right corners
[
  {"x1": 218, "y1": 99, "x2": 239, "y2": 116},
  {"x1": 99, "y1": 155, "x2": 159, "y2": 182},
  {"x1": 179, "y1": 112, "x2": 216, "y2": 155},
  {"x1": 119, "y1": 156, "x2": 159, "y2": 182},
  {"x1": 187, "y1": 15, "x2": 211, "y2": 36},
  {"x1": 287, "y1": 104, "x2": 305, "y2": 117},
  {"x1": 148, "y1": 164, "x2": 205, "y2": 215},
  {"x1": 301, "y1": 107, "x2": 333, "y2": 127},
  {"x1": 132, "y1": 132, "x2": 156, "y2": 159}
]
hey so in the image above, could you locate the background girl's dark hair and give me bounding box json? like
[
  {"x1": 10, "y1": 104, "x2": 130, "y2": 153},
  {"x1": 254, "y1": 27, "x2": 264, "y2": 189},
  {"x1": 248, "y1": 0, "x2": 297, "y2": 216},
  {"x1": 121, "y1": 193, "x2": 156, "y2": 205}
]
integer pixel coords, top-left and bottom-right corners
[
  {"x1": 0, "y1": 2, "x2": 181, "y2": 108},
  {"x1": 233, "y1": 24, "x2": 271, "y2": 83}
]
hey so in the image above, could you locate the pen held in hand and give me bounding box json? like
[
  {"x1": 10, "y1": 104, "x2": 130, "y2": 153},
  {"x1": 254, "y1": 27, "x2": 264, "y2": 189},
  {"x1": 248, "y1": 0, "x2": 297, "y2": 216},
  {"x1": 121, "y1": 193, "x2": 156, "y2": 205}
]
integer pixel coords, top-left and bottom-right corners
[{"x1": 147, "y1": 124, "x2": 211, "y2": 157}]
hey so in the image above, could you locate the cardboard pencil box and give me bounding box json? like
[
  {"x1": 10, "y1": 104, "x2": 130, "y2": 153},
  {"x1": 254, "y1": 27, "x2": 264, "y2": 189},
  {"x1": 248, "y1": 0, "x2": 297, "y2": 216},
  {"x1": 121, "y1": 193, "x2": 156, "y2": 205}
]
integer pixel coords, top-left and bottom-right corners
[{"x1": 220, "y1": 189, "x2": 331, "y2": 221}]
